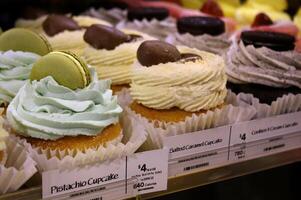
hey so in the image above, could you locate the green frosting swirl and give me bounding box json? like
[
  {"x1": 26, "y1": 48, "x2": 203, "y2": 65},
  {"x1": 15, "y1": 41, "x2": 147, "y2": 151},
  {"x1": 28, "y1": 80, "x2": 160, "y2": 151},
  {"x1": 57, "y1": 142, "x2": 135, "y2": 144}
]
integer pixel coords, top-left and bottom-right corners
[
  {"x1": 0, "y1": 50, "x2": 40, "y2": 104},
  {"x1": 7, "y1": 70, "x2": 123, "y2": 140}
]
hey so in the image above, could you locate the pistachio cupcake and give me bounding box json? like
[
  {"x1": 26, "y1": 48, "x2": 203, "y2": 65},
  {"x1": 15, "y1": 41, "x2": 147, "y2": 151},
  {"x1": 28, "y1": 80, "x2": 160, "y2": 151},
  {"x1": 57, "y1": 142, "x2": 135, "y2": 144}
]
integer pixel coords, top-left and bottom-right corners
[
  {"x1": 42, "y1": 14, "x2": 111, "y2": 56},
  {"x1": 129, "y1": 40, "x2": 227, "y2": 123},
  {"x1": 0, "y1": 28, "x2": 51, "y2": 107},
  {"x1": 83, "y1": 24, "x2": 153, "y2": 93},
  {"x1": 6, "y1": 51, "x2": 123, "y2": 153}
]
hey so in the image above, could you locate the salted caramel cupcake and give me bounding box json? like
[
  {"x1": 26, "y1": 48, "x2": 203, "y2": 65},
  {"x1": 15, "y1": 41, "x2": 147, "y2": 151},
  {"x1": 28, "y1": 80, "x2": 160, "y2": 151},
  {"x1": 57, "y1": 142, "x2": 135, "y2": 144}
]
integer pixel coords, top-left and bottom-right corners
[
  {"x1": 130, "y1": 41, "x2": 227, "y2": 123},
  {"x1": 166, "y1": 16, "x2": 232, "y2": 56},
  {"x1": 83, "y1": 24, "x2": 153, "y2": 93},
  {"x1": 6, "y1": 52, "x2": 123, "y2": 152},
  {"x1": 42, "y1": 14, "x2": 111, "y2": 56}
]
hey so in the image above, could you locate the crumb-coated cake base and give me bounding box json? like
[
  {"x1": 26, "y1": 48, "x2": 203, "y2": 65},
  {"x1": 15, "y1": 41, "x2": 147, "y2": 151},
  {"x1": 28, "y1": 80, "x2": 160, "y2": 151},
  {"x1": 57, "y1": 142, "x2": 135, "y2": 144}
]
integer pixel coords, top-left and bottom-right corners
[
  {"x1": 130, "y1": 101, "x2": 224, "y2": 123},
  {"x1": 17, "y1": 123, "x2": 122, "y2": 151},
  {"x1": 227, "y1": 82, "x2": 301, "y2": 104},
  {"x1": 111, "y1": 84, "x2": 129, "y2": 94}
]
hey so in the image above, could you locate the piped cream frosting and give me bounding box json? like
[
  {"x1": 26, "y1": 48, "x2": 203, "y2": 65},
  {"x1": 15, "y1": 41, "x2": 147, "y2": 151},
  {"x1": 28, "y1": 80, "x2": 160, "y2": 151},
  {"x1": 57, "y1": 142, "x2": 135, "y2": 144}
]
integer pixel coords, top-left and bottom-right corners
[
  {"x1": 7, "y1": 70, "x2": 122, "y2": 140},
  {"x1": 130, "y1": 46, "x2": 227, "y2": 112}
]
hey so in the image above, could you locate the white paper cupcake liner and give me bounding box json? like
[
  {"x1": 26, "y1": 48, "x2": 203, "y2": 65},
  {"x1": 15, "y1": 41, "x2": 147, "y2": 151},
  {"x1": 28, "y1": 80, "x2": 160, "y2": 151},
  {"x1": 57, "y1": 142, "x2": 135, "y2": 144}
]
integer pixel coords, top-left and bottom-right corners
[
  {"x1": 0, "y1": 136, "x2": 37, "y2": 194},
  {"x1": 233, "y1": 92, "x2": 301, "y2": 119},
  {"x1": 121, "y1": 90, "x2": 257, "y2": 150},
  {"x1": 116, "y1": 88, "x2": 132, "y2": 108},
  {"x1": 10, "y1": 114, "x2": 147, "y2": 172}
]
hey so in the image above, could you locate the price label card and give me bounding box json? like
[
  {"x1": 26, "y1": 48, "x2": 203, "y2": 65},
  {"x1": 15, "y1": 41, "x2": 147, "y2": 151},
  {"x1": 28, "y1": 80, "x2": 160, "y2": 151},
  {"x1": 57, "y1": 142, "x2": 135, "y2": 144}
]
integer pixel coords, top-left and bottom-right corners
[
  {"x1": 229, "y1": 131, "x2": 301, "y2": 161},
  {"x1": 127, "y1": 149, "x2": 169, "y2": 195},
  {"x1": 164, "y1": 125, "x2": 231, "y2": 160},
  {"x1": 168, "y1": 149, "x2": 229, "y2": 177},
  {"x1": 230, "y1": 111, "x2": 301, "y2": 146},
  {"x1": 163, "y1": 125, "x2": 230, "y2": 177},
  {"x1": 42, "y1": 159, "x2": 134, "y2": 200}
]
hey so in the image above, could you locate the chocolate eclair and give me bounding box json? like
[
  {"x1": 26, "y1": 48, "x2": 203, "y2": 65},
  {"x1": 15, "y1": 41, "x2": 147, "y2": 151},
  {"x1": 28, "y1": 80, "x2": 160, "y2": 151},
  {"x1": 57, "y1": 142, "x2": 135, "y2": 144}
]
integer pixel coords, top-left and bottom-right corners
[{"x1": 129, "y1": 40, "x2": 226, "y2": 123}]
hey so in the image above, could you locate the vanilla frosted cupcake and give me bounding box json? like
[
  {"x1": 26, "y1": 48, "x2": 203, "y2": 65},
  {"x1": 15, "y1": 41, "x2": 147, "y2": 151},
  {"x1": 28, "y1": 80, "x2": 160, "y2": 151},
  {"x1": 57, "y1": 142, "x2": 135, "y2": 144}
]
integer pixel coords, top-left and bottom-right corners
[
  {"x1": 83, "y1": 7, "x2": 126, "y2": 25},
  {"x1": 116, "y1": 7, "x2": 176, "y2": 41},
  {"x1": 130, "y1": 41, "x2": 227, "y2": 123},
  {"x1": 83, "y1": 24, "x2": 153, "y2": 92},
  {"x1": 0, "y1": 28, "x2": 51, "y2": 106},
  {"x1": 166, "y1": 16, "x2": 231, "y2": 56},
  {"x1": 42, "y1": 14, "x2": 111, "y2": 56},
  {"x1": 7, "y1": 52, "x2": 123, "y2": 153}
]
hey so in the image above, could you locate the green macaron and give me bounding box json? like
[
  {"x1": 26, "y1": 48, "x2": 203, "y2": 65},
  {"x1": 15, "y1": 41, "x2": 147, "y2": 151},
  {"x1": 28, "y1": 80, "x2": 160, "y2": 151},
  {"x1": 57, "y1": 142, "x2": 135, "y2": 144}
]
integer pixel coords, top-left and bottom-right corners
[
  {"x1": 0, "y1": 28, "x2": 51, "y2": 55},
  {"x1": 30, "y1": 51, "x2": 91, "y2": 90}
]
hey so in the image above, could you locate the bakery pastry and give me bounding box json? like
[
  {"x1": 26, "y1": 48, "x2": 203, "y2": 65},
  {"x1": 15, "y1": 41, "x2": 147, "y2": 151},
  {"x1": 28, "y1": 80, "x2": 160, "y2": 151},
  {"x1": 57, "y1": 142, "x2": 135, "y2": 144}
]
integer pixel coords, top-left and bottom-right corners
[
  {"x1": 226, "y1": 30, "x2": 301, "y2": 104},
  {"x1": 116, "y1": 7, "x2": 176, "y2": 41},
  {"x1": 0, "y1": 28, "x2": 51, "y2": 106},
  {"x1": 130, "y1": 40, "x2": 227, "y2": 123},
  {"x1": 41, "y1": 14, "x2": 111, "y2": 56},
  {"x1": 6, "y1": 51, "x2": 123, "y2": 152},
  {"x1": 166, "y1": 16, "x2": 232, "y2": 56},
  {"x1": 83, "y1": 24, "x2": 153, "y2": 93}
]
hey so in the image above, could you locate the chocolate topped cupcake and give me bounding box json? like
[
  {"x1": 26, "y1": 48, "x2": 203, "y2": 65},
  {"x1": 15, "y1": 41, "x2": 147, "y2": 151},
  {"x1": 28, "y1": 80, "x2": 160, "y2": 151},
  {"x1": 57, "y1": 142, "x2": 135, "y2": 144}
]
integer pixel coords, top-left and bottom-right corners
[
  {"x1": 166, "y1": 16, "x2": 231, "y2": 56},
  {"x1": 129, "y1": 40, "x2": 227, "y2": 123},
  {"x1": 226, "y1": 30, "x2": 301, "y2": 104},
  {"x1": 83, "y1": 24, "x2": 154, "y2": 93},
  {"x1": 41, "y1": 14, "x2": 111, "y2": 56},
  {"x1": 116, "y1": 7, "x2": 176, "y2": 41}
]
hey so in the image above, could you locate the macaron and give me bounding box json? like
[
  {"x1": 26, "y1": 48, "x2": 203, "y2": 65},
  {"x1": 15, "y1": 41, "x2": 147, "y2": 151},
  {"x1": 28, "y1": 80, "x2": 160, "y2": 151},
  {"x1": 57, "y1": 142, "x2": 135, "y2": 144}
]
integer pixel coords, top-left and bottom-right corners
[
  {"x1": 30, "y1": 51, "x2": 91, "y2": 90},
  {"x1": 0, "y1": 28, "x2": 52, "y2": 55}
]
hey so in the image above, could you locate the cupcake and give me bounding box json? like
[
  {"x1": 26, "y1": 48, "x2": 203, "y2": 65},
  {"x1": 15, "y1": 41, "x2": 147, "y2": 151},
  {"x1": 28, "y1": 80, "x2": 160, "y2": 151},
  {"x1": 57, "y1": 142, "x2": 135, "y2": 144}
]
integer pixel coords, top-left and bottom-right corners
[
  {"x1": 116, "y1": 7, "x2": 176, "y2": 41},
  {"x1": 0, "y1": 28, "x2": 51, "y2": 107},
  {"x1": 129, "y1": 40, "x2": 227, "y2": 124},
  {"x1": 226, "y1": 30, "x2": 301, "y2": 104},
  {"x1": 41, "y1": 14, "x2": 111, "y2": 56},
  {"x1": 83, "y1": 24, "x2": 153, "y2": 93},
  {"x1": 166, "y1": 16, "x2": 232, "y2": 56},
  {"x1": 6, "y1": 51, "x2": 123, "y2": 154}
]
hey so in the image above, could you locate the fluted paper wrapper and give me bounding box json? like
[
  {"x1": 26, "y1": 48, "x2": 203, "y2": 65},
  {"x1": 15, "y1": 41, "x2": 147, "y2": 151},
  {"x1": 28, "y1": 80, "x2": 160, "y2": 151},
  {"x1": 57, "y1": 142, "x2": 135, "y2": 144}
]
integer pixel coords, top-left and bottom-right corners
[
  {"x1": 10, "y1": 115, "x2": 147, "y2": 172},
  {"x1": 121, "y1": 90, "x2": 257, "y2": 150},
  {"x1": 0, "y1": 136, "x2": 37, "y2": 194},
  {"x1": 233, "y1": 92, "x2": 301, "y2": 119}
]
